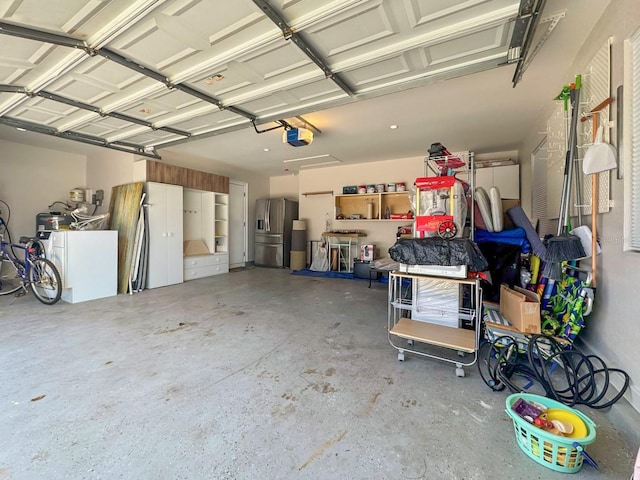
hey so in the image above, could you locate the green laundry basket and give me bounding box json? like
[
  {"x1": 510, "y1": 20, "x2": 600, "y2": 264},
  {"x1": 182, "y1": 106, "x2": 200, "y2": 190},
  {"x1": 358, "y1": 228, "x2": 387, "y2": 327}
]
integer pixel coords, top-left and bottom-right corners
[{"x1": 505, "y1": 393, "x2": 596, "y2": 474}]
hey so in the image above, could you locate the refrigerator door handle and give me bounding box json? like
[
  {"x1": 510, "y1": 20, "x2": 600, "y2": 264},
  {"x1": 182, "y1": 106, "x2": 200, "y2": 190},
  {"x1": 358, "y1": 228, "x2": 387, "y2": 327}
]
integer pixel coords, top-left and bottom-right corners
[{"x1": 266, "y1": 199, "x2": 270, "y2": 232}]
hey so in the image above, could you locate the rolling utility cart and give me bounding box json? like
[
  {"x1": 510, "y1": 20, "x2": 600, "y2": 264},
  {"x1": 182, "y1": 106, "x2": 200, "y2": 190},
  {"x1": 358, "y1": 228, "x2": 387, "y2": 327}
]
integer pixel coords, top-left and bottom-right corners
[
  {"x1": 387, "y1": 271, "x2": 482, "y2": 377},
  {"x1": 387, "y1": 149, "x2": 484, "y2": 376}
]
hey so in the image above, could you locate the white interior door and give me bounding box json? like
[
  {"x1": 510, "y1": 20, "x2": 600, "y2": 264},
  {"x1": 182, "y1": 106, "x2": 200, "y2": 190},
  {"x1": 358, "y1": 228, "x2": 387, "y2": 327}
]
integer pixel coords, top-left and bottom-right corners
[{"x1": 229, "y1": 181, "x2": 247, "y2": 269}]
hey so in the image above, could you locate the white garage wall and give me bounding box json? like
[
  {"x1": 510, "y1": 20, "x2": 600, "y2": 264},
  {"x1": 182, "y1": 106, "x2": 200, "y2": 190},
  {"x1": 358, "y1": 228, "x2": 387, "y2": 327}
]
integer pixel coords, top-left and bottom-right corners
[
  {"x1": 0, "y1": 139, "x2": 87, "y2": 239},
  {"x1": 520, "y1": 2, "x2": 640, "y2": 415},
  {"x1": 0, "y1": 141, "x2": 269, "y2": 264},
  {"x1": 86, "y1": 150, "x2": 136, "y2": 213},
  {"x1": 269, "y1": 174, "x2": 299, "y2": 200},
  {"x1": 296, "y1": 156, "x2": 424, "y2": 258}
]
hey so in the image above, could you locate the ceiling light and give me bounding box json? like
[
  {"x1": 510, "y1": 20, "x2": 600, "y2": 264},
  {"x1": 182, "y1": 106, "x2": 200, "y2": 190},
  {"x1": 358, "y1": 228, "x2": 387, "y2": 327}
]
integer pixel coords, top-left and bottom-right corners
[
  {"x1": 299, "y1": 160, "x2": 341, "y2": 169},
  {"x1": 204, "y1": 74, "x2": 224, "y2": 85},
  {"x1": 263, "y1": 148, "x2": 270, "y2": 152},
  {"x1": 283, "y1": 154, "x2": 330, "y2": 163},
  {"x1": 16, "y1": 127, "x2": 26, "y2": 132},
  {"x1": 389, "y1": 124, "x2": 398, "y2": 129}
]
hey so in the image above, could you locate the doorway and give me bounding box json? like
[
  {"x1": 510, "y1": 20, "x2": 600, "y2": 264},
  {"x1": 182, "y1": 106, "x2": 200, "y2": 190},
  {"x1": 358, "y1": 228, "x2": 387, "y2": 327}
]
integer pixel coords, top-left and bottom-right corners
[{"x1": 229, "y1": 180, "x2": 248, "y2": 269}]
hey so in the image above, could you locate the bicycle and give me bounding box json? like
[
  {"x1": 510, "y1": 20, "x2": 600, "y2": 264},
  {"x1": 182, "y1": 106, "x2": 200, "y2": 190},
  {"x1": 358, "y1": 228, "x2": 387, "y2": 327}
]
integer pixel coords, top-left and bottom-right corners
[{"x1": 0, "y1": 224, "x2": 62, "y2": 305}]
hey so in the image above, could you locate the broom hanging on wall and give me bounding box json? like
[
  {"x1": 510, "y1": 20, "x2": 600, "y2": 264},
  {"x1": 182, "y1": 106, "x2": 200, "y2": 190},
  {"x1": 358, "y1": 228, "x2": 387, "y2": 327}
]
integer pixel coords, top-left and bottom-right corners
[{"x1": 543, "y1": 75, "x2": 586, "y2": 280}]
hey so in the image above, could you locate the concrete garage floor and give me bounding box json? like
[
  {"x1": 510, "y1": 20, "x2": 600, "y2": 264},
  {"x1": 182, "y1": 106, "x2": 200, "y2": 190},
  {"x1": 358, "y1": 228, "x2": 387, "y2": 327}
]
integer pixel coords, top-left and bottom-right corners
[{"x1": 0, "y1": 267, "x2": 637, "y2": 479}]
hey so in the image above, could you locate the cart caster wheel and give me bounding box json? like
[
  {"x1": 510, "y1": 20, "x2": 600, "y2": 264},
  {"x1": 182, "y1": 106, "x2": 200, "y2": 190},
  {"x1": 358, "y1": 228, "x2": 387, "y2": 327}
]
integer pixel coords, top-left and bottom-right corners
[
  {"x1": 455, "y1": 367, "x2": 465, "y2": 377},
  {"x1": 398, "y1": 352, "x2": 405, "y2": 362},
  {"x1": 407, "y1": 339, "x2": 414, "y2": 346},
  {"x1": 437, "y1": 220, "x2": 457, "y2": 239}
]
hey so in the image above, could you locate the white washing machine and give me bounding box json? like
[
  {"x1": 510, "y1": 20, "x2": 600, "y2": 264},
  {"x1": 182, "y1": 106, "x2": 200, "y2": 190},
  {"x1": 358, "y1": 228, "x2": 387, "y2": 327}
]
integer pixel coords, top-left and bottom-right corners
[{"x1": 36, "y1": 230, "x2": 118, "y2": 303}]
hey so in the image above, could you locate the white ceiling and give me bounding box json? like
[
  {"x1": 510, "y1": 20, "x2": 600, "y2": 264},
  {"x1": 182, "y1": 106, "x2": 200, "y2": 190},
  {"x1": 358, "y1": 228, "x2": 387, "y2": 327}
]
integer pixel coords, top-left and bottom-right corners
[{"x1": 0, "y1": 0, "x2": 610, "y2": 176}]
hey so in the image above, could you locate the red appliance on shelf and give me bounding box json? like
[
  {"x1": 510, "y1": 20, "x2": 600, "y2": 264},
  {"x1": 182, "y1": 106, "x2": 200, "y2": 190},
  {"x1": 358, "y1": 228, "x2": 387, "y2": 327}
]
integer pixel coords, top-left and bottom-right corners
[{"x1": 414, "y1": 176, "x2": 458, "y2": 239}]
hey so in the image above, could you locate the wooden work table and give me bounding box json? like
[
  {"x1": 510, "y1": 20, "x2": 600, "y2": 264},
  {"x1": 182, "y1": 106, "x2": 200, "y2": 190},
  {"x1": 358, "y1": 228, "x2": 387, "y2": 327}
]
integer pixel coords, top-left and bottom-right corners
[
  {"x1": 322, "y1": 231, "x2": 367, "y2": 238},
  {"x1": 321, "y1": 232, "x2": 367, "y2": 272}
]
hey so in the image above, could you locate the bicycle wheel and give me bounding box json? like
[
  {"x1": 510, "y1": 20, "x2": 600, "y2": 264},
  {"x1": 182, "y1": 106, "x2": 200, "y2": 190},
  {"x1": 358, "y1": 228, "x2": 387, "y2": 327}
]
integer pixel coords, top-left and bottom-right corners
[
  {"x1": 0, "y1": 257, "x2": 23, "y2": 296},
  {"x1": 29, "y1": 257, "x2": 62, "y2": 305}
]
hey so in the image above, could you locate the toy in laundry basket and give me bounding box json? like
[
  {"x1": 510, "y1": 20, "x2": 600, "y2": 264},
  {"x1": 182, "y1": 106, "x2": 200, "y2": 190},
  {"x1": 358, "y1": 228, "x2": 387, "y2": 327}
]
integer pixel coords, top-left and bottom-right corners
[{"x1": 414, "y1": 176, "x2": 467, "y2": 239}]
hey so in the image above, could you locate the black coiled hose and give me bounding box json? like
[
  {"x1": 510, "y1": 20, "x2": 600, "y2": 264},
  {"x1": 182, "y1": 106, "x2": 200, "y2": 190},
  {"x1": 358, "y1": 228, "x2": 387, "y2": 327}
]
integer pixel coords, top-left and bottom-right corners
[{"x1": 478, "y1": 333, "x2": 630, "y2": 409}]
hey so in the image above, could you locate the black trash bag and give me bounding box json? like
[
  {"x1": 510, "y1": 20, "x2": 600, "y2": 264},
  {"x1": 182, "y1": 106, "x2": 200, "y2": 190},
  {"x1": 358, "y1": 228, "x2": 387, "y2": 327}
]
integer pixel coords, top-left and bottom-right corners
[
  {"x1": 388, "y1": 237, "x2": 488, "y2": 272},
  {"x1": 477, "y1": 242, "x2": 522, "y2": 303}
]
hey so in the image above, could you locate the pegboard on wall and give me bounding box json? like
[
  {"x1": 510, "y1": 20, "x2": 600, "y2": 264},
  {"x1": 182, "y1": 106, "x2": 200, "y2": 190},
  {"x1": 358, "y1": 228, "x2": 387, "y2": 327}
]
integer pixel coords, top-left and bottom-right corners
[
  {"x1": 545, "y1": 38, "x2": 612, "y2": 220},
  {"x1": 545, "y1": 102, "x2": 567, "y2": 220},
  {"x1": 577, "y1": 38, "x2": 612, "y2": 215}
]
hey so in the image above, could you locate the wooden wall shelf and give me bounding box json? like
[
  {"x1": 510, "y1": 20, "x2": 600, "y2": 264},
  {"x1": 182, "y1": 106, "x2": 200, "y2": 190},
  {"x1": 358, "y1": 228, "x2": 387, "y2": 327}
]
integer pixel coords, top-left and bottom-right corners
[{"x1": 302, "y1": 191, "x2": 333, "y2": 197}]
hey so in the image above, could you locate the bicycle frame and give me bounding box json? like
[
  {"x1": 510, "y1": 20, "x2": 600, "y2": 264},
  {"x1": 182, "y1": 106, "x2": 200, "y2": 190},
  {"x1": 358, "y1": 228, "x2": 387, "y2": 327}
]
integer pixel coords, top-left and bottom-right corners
[
  {"x1": 0, "y1": 236, "x2": 39, "y2": 287},
  {"x1": 0, "y1": 217, "x2": 61, "y2": 305}
]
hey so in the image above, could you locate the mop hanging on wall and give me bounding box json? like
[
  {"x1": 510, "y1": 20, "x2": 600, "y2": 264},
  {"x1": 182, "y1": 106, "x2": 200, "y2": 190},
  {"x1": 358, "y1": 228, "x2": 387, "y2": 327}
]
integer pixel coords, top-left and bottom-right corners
[{"x1": 543, "y1": 75, "x2": 586, "y2": 279}]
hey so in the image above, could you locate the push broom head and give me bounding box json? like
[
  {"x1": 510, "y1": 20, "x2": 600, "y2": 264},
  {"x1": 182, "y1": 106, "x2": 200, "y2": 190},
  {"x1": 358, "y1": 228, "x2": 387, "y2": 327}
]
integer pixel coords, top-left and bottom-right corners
[
  {"x1": 544, "y1": 234, "x2": 586, "y2": 263},
  {"x1": 542, "y1": 261, "x2": 563, "y2": 281}
]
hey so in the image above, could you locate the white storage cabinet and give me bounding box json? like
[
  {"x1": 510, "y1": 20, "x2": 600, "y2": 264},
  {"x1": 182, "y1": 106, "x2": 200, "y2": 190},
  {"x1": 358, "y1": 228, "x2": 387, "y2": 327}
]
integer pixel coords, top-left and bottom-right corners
[
  {"x1": 182, "y1": 189, "x2": 229, "y2": 280},
  {"x1": 184, "y1": 253, "x2": 228, "y2": 279},
  {"x1": 145, "y1": 182, "x2": 184, "y2": 288},
  {"x1": 475, "y1": 164, "x2": 520, "y2": 199}
]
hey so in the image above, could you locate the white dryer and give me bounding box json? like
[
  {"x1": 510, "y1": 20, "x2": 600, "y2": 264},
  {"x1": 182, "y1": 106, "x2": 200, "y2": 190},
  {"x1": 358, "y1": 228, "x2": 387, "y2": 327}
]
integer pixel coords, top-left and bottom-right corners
[{"x1": 36, "y1": 230, "x2": 118, "y2": 303}]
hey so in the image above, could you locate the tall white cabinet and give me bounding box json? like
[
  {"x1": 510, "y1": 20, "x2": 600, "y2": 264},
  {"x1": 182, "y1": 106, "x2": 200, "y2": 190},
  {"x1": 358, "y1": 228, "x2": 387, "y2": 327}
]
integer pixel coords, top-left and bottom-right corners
[
  {"x1": 183, "y1": 189, "x2": 229, "y2": 280},
  {"x1": 145, "y1": 182, "x2": 184, "y2": 288}
]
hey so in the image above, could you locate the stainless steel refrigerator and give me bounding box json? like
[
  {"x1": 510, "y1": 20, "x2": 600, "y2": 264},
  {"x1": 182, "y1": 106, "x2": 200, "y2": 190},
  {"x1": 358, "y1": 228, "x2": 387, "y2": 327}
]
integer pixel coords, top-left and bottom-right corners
[{"x1": 255, "y1": 198, "x2": 299, "y2": 268}]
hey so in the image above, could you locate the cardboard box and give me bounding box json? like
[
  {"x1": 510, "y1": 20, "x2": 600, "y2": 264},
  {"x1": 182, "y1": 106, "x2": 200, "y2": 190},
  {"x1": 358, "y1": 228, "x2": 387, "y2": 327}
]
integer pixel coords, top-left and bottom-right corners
[
  {"x1": 499, "y1": 284, "x2": 540, "y2": 334},
  {"x1": 484, "y1": 302, "x2": 569, "y2": 355}
]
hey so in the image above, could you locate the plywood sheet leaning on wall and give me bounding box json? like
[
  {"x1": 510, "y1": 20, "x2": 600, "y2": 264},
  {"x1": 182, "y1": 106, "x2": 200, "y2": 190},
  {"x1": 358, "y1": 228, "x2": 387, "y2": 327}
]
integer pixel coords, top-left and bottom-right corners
[{"x1": 108, "y1": 182, "x2": 144, "y2": 294}]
